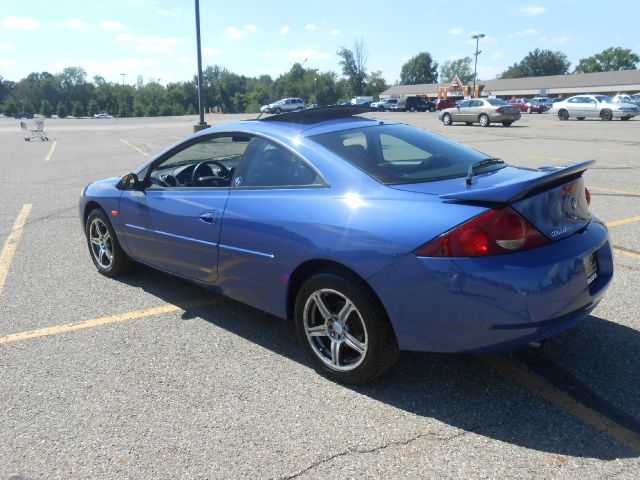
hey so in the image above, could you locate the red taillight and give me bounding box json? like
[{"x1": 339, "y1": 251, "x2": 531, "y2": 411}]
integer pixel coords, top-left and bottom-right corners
[
  {"x1": 414, "y1": 206, "x2": 549, "y2": 257},
  {"x1": 585, "y1": 187, "x2": 591, "y2": 205},
  {"x1": 496, "y1": 107, "x2": 504, "y2": 114}
]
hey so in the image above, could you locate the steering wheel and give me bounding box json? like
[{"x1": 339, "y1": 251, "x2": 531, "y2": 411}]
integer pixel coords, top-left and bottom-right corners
[{"x1": 192, "y1": 160, "x2": 231, "y2": 186}]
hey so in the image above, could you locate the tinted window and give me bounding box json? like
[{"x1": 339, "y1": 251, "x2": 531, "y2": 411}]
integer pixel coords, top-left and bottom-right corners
[
  {"x1": 310, "y1": 124, "x2": 497, "y2": 185},
  {"x1": 458, "y1": 100, "x2": 472, "y2": 108},
  {"x1": 234, "y1": 137, "x2": 321, "y2": 188},
  {"x1": 487, "y1": 98, "x2": 509, "y2": 106}
]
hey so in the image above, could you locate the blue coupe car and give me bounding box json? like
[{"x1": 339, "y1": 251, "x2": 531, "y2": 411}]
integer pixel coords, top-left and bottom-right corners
[{"x1": 80, "y1": 106, "x2": 613, "y2": 383}]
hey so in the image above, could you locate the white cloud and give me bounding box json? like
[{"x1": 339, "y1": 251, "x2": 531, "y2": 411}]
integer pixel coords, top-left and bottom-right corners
[
  {"x1": 0, "y1": 58, "x2": 16, "y2": 66},
  {"x1": 54, "y1": 57, "x2": 156, "y2": 83},
  {"x1": 246, "y1": 24, "x2": 258, "y2": 31},
  {"x1": 0, "y1": 42, "x2": 11, "y2": 49},
  {"x1": 514, "y1": 5, "x2": 548, "y2": 16},
  {"x1": 100, "y1": 21, "x2": 125, "y2": 31},
  {"x1": 491, "y1": 52, "x2": 504, "y2": 60},
  {"x1": 288, "y1": 48, "x2": 331, "y2": 61},
  {"x1": 178, "y1": 57, "x2": 191, "y2": 64},
  {"x1": 280, "y1": 26, "x2": 290, "y2": 35},
  {"x1": 448, "y1": 27, "x2": 463, "y2": 35},
  {"x1": 266, "y1": 51, "x2": 274, "y2": 57},
  {"x1": 115, "y1": 33, "x2": 182, "y2": 53},
  {"x1": 66, "y1": 18, "x2": 89, "y2": 29},
  {"x1": 508, "y1": 28, "x2": 537, "y2": 38},
  {"x1": 552, "y1": 36, "x2": 569, "y2": 44},
  {"x1": 305, "y1": 23, "x2": 318, "y2": 31},
  {"x1": 226, "y1": 27, "x2": 242, "y2": 40},
  {"x1": 158, "y1": 10, "x2": 179, "y2": 18},
  {"x1": 329, "y1": 29, "x2": 341, "y2": 36},
  {"x1": 2, "y1": 16, "x2": 40, "y2": 30},
  {"x1": 203, "y1": 47, "x2": 223, "y2": 56}
]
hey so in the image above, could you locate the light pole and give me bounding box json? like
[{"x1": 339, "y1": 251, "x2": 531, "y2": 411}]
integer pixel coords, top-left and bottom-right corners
[
  {"x1": 471, "y1": 33, "x2": 485, "y2": 98},
  {"x1": 120, "y1": 73, "x2": 126, "y2": 86},
  {"x1": 194, "y1": 0, "x2": 209, "y2": 131},
  {"x1": 312, "y1": 69, "x2": 319, "y2": 102}
]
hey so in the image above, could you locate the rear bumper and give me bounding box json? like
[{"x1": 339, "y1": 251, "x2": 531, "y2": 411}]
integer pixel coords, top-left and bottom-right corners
[{"x1": 369, "y1": 220, "x2": 612, "y2": 352}]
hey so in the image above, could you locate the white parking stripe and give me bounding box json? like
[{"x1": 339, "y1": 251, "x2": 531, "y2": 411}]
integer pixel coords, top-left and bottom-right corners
[
  {"x1": 0, "y1": 204, "x2": 32, "y2": 296},
  {"x1": 44, "y1": 140, "x2": 57, "y2": 162}
]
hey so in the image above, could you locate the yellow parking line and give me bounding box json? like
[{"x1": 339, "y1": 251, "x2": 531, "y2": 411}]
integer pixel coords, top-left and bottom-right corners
[
  {"x1": 0, "y1": 298, "x2": 211, "y2": 345},
  {"x1": 481, "y1": 356, "x2": 640, "y2": 453},
  {"x1": 44, "y1": 140, "x2": 57, "y2": 162},
  {"x1": 0, "y1": 204, "x2": 32, "y2": 296},
  {"x1": 120, "y1": 139, "x2": 149, "y2": 157},
  {"x1": 607, "y1": 216, "x2": 640, "y2": 229},
  {"x1": 590, "y1": 187, "x2": 640, "y2": 197},
  {"x1": 615, "y1": 248, "x2": 640, "y2": 260}
]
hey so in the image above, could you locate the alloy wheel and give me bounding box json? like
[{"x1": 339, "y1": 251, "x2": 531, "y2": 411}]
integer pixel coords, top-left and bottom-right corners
[{"x1": 89, "y1": 218, "x2": 113, "y2": 270}]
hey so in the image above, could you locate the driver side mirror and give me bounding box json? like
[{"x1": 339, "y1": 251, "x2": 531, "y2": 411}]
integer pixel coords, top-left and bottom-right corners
[{"x1": 116, "y1": 172, "x2": 145, "y2": 190}]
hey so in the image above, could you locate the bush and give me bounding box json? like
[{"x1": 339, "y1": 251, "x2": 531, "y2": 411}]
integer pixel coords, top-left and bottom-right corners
[
  {"x1": 71, "y1": 101, "x2": 85, "y2": 118},
  {"x1": 56, "y1": 101, "x2": 68, "y2": 118},
  {"x1": 2, "y1": 97, "x2": 19, "y2": 116},
  {"x1": 87, "y1": 99, "x2": 99, "y2": 116}
]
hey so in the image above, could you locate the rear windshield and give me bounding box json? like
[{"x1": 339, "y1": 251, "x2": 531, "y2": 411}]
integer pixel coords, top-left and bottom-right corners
[{"x1": 309, "y1": 124, "x2": 498, "y2": 185}]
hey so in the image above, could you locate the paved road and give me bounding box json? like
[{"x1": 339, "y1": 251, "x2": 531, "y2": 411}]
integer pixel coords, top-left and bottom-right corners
[{"x1": 1, "y1": 112, "x2": 639, "y2": 479}]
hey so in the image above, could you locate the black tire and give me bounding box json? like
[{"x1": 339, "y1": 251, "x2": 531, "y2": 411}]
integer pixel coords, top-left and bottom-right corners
[
  {"x1": 577, "y1": 117, "x2": 585, "y2": 121},
  {"x1": 558, "y1": 109, "x2": 569, "y2": 121},
  {"x1": 274, "y1": 107, "x2": 282, "y2": 114},
  {"x1": 429, "y1": 106, "x2": 436, "y2": 112},
  {"x1": 527, "y1": 107, "x2": 532, "y2": 114},
  {"x1": 465, "y1": 122, "x2": 473, "y2": 126},
  {"x1": 479, "y1": 113, "x2": 490, "y2": 127},
  {"x1": 600, "y1": 109, "x2": 612, "y2": 121},
  {"x1": 621, "y1": 116, "x2": 631, "y2": 121},
  {"x1": 294, "y1": 271, "x2": 399, "y2": 384},
  {"x1": 377, "y1": 106, "x2": 384, "y2": 112},
  {"x1": 442, "y1": 113, "x2": 452, "y2": 126},
  {"x1": 85, "y1": 208, "x2": 132, "y2": 277},
  {"x1": 410, "y1": 106, "x2": 416, "y2": 112},
  {"x1": 502, "y1": 121, "x2": 513, "y2": 127}
]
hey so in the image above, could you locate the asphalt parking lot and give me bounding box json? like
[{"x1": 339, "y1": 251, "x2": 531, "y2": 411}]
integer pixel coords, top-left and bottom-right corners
[{"x1": 1, "y1": 111, "x2": 639, "y2": 479}]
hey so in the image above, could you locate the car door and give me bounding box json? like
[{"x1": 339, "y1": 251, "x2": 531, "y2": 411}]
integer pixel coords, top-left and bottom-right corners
[
  {"x1": 217, "y1": 136, "x2": 327, "y2": 315},
  {"x1": 452, "y1": 100, "x2": 471, "y2": 122},
  {"x1": 118, "y1": 134, "x2": 251, "y2": 283}
]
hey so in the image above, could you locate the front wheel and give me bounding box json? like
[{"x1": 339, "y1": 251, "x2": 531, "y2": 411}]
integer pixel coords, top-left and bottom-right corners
[
  {"x1": 295, "y1": 271, "x2": 399, "y2": 384},
  {"x1": 86, "y1": 209, "x2": 132, "y2": 277},
  {"x1": 274, "y1": 107, "x2": 282, "y2": 114},
  {"x1": 442, "y1": 113, "x2": 452, "y2": 126},
  {"x1": 429, "y1": 106, "x2": 436, "y2": 112},
  {"x1": 621, "y1": 116, "x2": 631, "y2": 121},
  {"x1": 410, "y1": 106, "x2": 416, "y2": 112},
  {"x1": 502, "y1": 121, "x2": 513, "y2": 127},
  {"x1": 558, "y1": 109, "x2": 569, "y2": 121},
  {"x1": 577, "y1": 117, "x2": 585, "y2": 121},
  {"x1": 600, "y1": 109, "x2": 612, "y2": 121},
  {"x1": 479, "y1": 114, "x2": 490, "y2": 127}
]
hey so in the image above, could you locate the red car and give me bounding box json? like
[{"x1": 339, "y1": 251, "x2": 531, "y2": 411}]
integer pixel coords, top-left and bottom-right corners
[
  {"x1": 509, "y1": 98, "x2": 545, "y2": 114},
  {"x1": 435, "y1": 98, "x2": 458, "y2": 110}
]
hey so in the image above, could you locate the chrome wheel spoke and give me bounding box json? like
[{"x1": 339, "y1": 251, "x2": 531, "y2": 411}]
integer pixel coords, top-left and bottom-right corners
[
  {"x1": 307, "y1": 325, "x2": 329, "y2": 337},
  {"x1": 90, "y1": 237, "x2": 100, "y2": 246},
  {"x1": 344, "y1": 333, "x2": 366, "y2": 355},
  {"x1": 330, "y1": 339, "x2": 342, "y2": 367},
  {"x1": 337, "y1": 300, "x2": 355, "y2": 323},
  {"x1": 311, "y1": 292, "x2": 332, "y2": 321}
]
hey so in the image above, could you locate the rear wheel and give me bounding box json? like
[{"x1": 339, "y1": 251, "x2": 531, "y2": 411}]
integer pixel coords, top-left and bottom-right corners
[
  {"x1": 621, "y1": 116, "x2": 631, "y2": 121},
  {"x1": 410, "y1": 106, "x2": 416, "y2": 112},
  {"x1": 502, "y1": 121, "x2": 513, "y2": 127},
  {"x1": 479, "y1": 114, "x2": 490, "y2": 127},
  {"x1": 274, "y1": 107, "x2": 282, "y2": 114},
  {"x1": 577, "y1": 117, "x2": 585, "y2": 121},
  {"x1": 558, "y1": 109, "x2": 569, "y2": 121},
  {"x1": 442, "y1": 113, "x2": 452, "y2": 126},
  {"x1": 295, "y1": 271, "x2": 399, "y2": 384},
  {"x1": 600, "y1": 109, "x2": 613, "y2": 121},
  {"x1": 86, "y1": 209, "x2": 131, "y2": 277},
  {"x1": 465, "y1": 122, "x2": 473, "y2": 126},
  {"x1": 429, "y1": 106, "x2": 436, "y2": 112}
]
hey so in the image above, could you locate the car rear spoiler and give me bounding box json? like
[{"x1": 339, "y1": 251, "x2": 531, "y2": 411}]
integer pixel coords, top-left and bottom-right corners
[{"x1": 439, "y1": 160, "x2": 595, "y2": 203}]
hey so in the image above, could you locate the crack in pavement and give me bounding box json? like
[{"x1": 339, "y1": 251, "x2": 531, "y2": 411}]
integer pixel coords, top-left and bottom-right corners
[{"x1": 275, "y1": 423, "x2": 503, "y2": 480}]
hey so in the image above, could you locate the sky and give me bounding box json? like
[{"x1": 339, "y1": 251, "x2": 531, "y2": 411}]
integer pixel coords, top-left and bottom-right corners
[{"x1": 1, "y1": 0, "x2": 640, "y2": 86}]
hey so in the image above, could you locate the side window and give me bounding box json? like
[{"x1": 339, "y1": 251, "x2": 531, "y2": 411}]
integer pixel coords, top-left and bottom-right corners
[
  {"x1": 234, "y1": 137, "x2": 321, "y2": 188},
  {"x1": 458, "y1": 100, "x2": 471, "y2": 108},
  {"x1": 568, "y1": 98, "x2": 580, "y2": 104},
  {"x1": 147, "y1": 135, "x2": 250, "y2": 188}
]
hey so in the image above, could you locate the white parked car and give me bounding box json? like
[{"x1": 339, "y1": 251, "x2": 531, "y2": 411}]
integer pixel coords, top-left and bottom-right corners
[
  {"x1": 370, "y1": 98, "x2": 398, "y2": 111},
  {"x1": 260, "y1": 98, "x2": 305, "y2": 114},
  {"x1": 549, "y1": 95, "x2": 639, "y2": 121}
]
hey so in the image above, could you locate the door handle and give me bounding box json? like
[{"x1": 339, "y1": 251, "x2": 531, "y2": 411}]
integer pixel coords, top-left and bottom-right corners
[{"x1": 199, "y1": 211, "x2": 218, "y2": 224}]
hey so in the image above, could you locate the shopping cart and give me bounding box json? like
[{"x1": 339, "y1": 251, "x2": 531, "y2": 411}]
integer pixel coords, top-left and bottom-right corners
[{"x1": 20, "y1": 119, "x2": 48, "y2": 141}]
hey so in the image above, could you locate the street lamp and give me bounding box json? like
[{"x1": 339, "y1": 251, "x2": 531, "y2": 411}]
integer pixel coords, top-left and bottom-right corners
[
  {"x1": 120, "y1": 73, "x2": 126, "y2": 86},
  {"x1": 471, "y1": 33, "x2": 485, "y2": 98},
  {"x1": 194, "y1": 0, "x2": 209, "y2": 131}
]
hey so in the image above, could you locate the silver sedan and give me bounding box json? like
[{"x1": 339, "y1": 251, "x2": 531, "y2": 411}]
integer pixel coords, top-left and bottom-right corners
[
  {"x1": 549, "y1": 94, "x2": 640, "y2": 121},
  {"x1": 439, "y1": 98, "x2": 521, "y2": 127}
]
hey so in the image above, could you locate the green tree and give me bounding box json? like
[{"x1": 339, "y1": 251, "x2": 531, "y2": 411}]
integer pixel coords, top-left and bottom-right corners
[
  {"x1": 40, "y1": 99, "x2": 53, "y2": 117},
  {"x1": 2, "y1": 97, "x2": 19, "y2": 116},
  {"x1": 400, "y1": 52, "x2": 438, "y2": 84},
  {"x1": 71, "y1": 100, "x2": 85, "y2": 117},
  {"x1": 364, "y1": 70, "x2": 388, "y2": 97},
  {"x1": 574, "y1": 47, "x2": 640, "y2": 73},
  {"x1": 498, "y1": 49, "x2": 570, "y2": 79},
  {"x1": 439, "y1": 57, "x2": 473, "y2": 83},
  {"x1": 56, "y1": 101, "x2": 68, "y2": 118},
  {"x1": 337, "y1": 39, "x2": 368, "y2": 97},
  {"x1": 87, "y1": 99, "x2": 99, "y2": 116}
]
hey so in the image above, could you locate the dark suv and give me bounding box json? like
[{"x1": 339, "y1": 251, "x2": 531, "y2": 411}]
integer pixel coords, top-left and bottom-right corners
[{"x1": 397, "y1": 96, "x2": 435, "y2": 112}]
